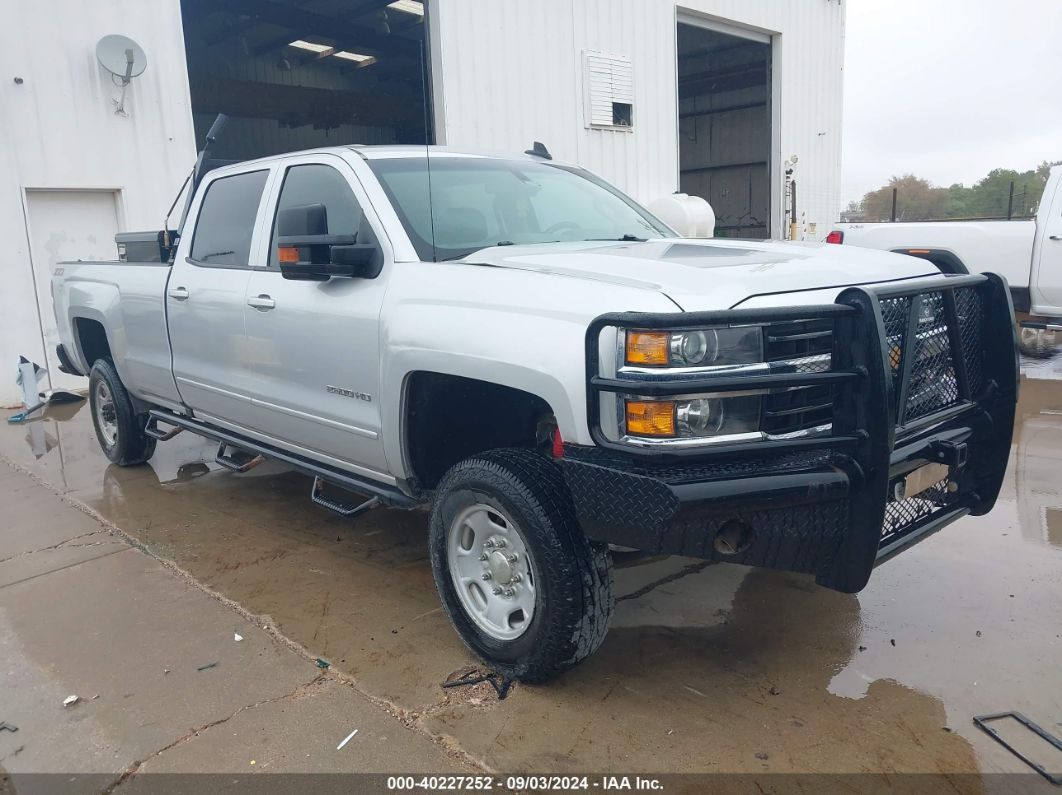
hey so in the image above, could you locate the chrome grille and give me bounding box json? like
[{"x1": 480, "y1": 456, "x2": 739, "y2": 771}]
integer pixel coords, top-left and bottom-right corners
[{"x1": 762, "y1": 318, "x2": 834, "y2": 436}]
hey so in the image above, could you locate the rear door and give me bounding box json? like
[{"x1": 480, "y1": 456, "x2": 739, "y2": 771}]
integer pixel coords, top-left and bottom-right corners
[
  {"x1": 242, "y1": 154, "x2": 391, "y2": 478},
  {"x1": 168, "y1": 167, "x2": 272, "y2": 424}
]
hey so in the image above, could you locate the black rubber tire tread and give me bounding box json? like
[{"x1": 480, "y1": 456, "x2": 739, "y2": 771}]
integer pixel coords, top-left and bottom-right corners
[
  {"x1": 429, "y1": 448, "x2": 614, "y2": 683},
  {"x1": 88, "y1": 359, "x2": 157, "y2": 466}
]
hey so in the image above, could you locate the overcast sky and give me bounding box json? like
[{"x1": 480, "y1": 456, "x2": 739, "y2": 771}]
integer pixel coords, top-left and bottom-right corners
[{"x1": 842, "y1": 0, "x2": 1062, "y2": 204}]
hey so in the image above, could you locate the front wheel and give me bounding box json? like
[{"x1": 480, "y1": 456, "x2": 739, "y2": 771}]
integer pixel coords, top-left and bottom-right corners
[
  {"x1": 88, "y1": 359, "x2": 156, "y2": 466},
  {"x1": 429, "y1": 449, "x2": 614, "y2": 683}
]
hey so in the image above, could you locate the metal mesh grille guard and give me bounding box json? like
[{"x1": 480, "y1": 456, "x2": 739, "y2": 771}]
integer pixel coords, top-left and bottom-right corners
[{"x1": 584, "y1": 272, "x2": 1017, "y2": 588}]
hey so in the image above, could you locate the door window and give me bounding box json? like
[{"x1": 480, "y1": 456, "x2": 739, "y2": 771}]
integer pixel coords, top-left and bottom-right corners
[
  {"x1": 189, "y1": 170, "x2": 269, "y2": 268},
  {"x1": 269, "y1": 164, "x2": 368, "y2": 269}
]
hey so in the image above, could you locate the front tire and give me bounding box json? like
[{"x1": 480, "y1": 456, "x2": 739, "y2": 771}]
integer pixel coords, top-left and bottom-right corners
[
  {"x1": 88, "y1": 359, "x2": 156, "y2": 466},
  {"x1": 429, "y1": 449, "x2": 614, "y2": 682}
]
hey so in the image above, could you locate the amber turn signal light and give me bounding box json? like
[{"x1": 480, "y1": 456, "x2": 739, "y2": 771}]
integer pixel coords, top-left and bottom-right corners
[
  {"x1": 625, "y1": 400, "x2": 676, "y2": 437},
  {"x1": 277, "y1": 246, "x2": 300, "y2": 264},
  {"x1": 625, "y1": 331, "x2": 669, "y2": 366}
]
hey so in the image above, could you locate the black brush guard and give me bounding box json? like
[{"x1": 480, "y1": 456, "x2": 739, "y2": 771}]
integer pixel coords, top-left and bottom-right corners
[{"x1": 561, "y1": 273, "x2": 1018, "y2": 593}]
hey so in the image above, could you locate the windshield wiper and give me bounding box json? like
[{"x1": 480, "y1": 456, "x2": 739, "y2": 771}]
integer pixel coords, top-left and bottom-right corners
[
  {"x1": 583, "y1": 234, "x2": 647, "y2": 242},
  {"x1": 438, "y1": 242, "x2": 514, "y2": 262}
]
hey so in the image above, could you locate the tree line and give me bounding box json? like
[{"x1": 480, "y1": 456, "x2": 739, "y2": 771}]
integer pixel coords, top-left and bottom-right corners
[{"x1": 844, "y1": 161, "x2": 1061, "y2": 222}]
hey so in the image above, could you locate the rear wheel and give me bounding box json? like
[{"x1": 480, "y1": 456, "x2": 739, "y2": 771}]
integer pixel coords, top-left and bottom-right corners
[
  {"x1": 429, "y1": 449, "x2": 614, "y2": 682},
  {"x1": 88, "y1": 359, "x2": 156, "y2": 466}
]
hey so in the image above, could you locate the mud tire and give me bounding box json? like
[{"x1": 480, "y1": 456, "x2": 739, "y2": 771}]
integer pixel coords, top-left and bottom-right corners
[
  {"x1": 429, "y1": 448, "x2": 614, "y2": 683},
  {"x1": 88, "y1": 359, "x2": 156, "y2": 466}
]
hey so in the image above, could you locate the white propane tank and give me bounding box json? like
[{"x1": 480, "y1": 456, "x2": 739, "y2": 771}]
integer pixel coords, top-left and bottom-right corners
[{"x1": 647, "y1": 193, "x2": 716, "y2": 238}]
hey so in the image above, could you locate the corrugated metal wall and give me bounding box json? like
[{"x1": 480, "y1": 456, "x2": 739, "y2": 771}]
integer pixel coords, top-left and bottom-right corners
[
  {"x1": 432, "y1": 0, "x2": 844, "y2": 240},
  {"x1": 0, "y1": 0, "x2": 198, "y2": 405}
]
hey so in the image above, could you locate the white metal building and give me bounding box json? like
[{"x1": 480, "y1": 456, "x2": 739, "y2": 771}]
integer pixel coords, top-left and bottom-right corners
[{"x1": 0, "y1": 0, "x2": 845, "y2": 406}]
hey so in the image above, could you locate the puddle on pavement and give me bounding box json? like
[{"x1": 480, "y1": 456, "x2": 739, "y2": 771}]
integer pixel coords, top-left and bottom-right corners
[{"x1": 1, "y1": 370, "x2": 1060, "y2": 775}]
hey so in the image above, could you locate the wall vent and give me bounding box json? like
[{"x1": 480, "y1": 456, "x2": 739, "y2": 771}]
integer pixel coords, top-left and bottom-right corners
[{"x1": 584, "y1": 51, "x2": 633, "y2": 131}]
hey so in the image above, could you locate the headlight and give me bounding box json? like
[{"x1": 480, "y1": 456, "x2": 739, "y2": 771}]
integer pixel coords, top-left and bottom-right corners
[
  {"x1": 625, "y1": 327, "x2": 762, "y2": 368},
  {"x1": 625, "y1": 395, "x2": 761, "y2": 439}
]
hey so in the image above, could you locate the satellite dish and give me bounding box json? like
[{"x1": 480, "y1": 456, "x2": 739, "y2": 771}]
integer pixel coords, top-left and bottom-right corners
[
  {"x1": 96, "y1": 34, "x2": 147, "y2": 81},
  {"x1": 96, "y1": 35, "x2": 146, "y2": 115}
]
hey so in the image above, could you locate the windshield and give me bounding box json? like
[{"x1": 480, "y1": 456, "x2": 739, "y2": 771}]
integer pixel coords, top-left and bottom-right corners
[{"x1": 366, "y1": 156, "x2": 675, "y2": 262}]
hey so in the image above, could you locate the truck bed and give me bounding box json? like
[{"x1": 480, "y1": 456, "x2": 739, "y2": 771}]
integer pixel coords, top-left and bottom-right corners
[
  {"x1": 835, "y1": 219, "x2": 1035, "y2": 289},
  {"x1": 53, "y1": 259, "x2": 182, "y2": 409}
]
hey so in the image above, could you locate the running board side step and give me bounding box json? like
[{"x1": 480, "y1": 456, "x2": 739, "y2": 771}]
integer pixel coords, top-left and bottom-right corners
[
  {"x1": 144, "y1": 415, "x2": 184, "y2": 441},
  {"x1": 312, "y1": 477, "x2": 381, "y2": 517},
  {"x1": 146, "y1": 408, "x2": 420, "y2": 509},
  {"x1": 215, "y1": 442, "x2": 265, "y2": 473}
]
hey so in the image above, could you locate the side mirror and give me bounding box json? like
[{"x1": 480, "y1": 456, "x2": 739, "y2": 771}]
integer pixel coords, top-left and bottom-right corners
[
  {"x1": 278, "y1": 203, "x2": 328, "y2": 237},
  {"x1": 275, "y1": 203, "x2": 381, "y2": 280},
  {"x1": 277, "y1": 237, "x2": 381, "y2": 281}
]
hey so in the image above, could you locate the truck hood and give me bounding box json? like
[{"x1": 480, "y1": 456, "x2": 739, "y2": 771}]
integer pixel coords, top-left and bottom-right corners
[{"x1": 464, "y1": 238, "x2": 939, "y2": 311}]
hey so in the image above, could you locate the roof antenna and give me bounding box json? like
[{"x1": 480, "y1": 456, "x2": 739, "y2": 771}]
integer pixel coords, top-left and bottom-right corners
[
  {"x1": 525, "y1": 141, "x2": 552, "y2": 160},
  {"x1": 419, "y1": 39, "x2": 438, "y2": 262}
]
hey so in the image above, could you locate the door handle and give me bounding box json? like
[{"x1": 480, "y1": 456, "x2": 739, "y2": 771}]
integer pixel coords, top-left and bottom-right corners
[
  {"x1": 1050, "y1": 235, "x2": 1062, "y2": 241},
  {"x1": 247, "y1": 294, "x2": 276, "y2": 310},
  {"x1": 168, "y1": 287, "x2": 189, "y2": 301}
]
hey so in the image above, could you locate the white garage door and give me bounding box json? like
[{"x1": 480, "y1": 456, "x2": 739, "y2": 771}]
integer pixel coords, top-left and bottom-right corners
[{"x1": 24, "y1": 190, "x2": 121, "y2": 391}]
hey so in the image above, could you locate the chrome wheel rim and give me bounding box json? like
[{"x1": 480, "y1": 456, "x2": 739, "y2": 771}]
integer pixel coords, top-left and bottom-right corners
[
  {"x1": 447, "y1": 502, "x2": 537, "y2": 641},
  {"x1": 94, "y1": 381, "x2": 118, "y2": 447}
]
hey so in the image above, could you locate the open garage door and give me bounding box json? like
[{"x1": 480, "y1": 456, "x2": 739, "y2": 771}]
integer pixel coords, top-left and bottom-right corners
[
  {"x1": 677, "y1": 21, "x2": 771, "y2": 238},
  {"x1": 180, "y1": 0, "x2": 431, "y2": 162}
]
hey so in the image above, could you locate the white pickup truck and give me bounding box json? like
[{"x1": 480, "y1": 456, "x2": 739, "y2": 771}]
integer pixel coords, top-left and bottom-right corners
[
  {"x1": 52, "y1": 140, "x2": 1018, "y2": 681},
  {"x1": 829, "y1": 166, "x2": 1062, "y2": 354}
]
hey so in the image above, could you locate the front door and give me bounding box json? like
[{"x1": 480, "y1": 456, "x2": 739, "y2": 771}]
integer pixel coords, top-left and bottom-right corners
[
  {"x1": 1034, "y1": 181, "x2": 1062, "y2": 314},
  {"x1": 168, "y1": 168, "x2": 271, "y2": 424},
  {"x1": 242, "y1": 156, "x2": 390, "y2": 478}
]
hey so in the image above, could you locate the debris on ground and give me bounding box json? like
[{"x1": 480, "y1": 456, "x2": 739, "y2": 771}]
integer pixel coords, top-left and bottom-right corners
[
  {"x1": 976, "y1": 630, "x2": 982, "y2": 637},
  {"x1": 197, "y1": 662, "x2": 218, "y2": 672},
  {"x1": 0, "y1": 722, "x2": 17, "y2": 733},
  {"x1": 62, "y1": 695, "x2": 79, "y2": 707},
  {"x1": 315, "y1": 658, "x2": 330, "y2": 669},
  {"x1": 858, "y1": 645, "x2": 867, "y2": 652},
  {"x1": 755, "y1": 752, "x2": 769, "y2": 761},
  {"x1": 336, "y1": 728, "x2": 359, "y2": 750},
  {"x1": 8, "y1": 358, "x2": 85, "y2": 423},
  {"x1": 234, "y1": 633, "x2": 244, "y2": 642},
  {"x1": 769, "y1": 687, "x2": 781, "y2": 696},
  {"x1": 442, "y1": 666, "x2": 513, "y2": 701},
  {"x1": 890, "y1": 639, "x2": 896, "y2": 647}
]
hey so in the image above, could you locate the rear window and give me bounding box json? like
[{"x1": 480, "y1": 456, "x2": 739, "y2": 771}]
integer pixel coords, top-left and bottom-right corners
[{"x1": 190, "y1": 170, "x2": 269, "y2": 267}]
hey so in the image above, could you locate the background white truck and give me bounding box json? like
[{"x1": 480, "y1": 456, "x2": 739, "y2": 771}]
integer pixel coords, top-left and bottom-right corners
[
  {"x1": 830, "y1": 166, "x2": 1062, "y2": 354},
  {"x1": 50, "y1": 135, "x2": 1018, "y2": 681}
]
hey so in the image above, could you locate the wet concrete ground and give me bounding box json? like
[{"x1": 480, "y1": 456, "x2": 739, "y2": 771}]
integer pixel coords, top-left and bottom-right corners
[{"x1": 1, "y1": 367, "x2": 1061, "y2": 782}]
